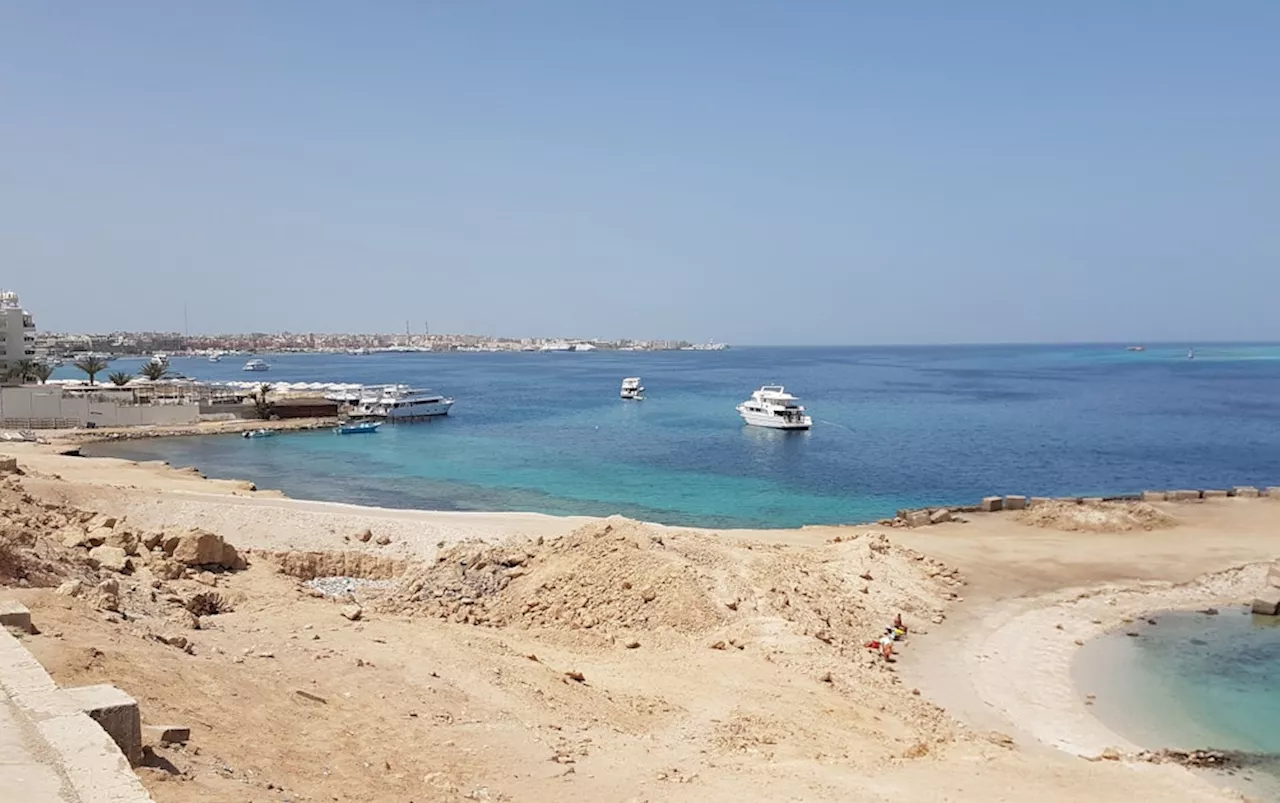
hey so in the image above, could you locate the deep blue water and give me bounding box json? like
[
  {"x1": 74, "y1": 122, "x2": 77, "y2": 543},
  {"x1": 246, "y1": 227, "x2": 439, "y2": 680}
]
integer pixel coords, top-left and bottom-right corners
[{"x1": 83, "y1": 343, "x2": 1280, "y2": 528}]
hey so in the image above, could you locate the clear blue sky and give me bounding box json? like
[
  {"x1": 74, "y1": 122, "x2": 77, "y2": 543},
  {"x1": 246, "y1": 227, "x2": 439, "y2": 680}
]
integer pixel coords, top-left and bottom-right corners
[{"x1": 2, "y1": 3, "x2": 1277, "y2": 344}]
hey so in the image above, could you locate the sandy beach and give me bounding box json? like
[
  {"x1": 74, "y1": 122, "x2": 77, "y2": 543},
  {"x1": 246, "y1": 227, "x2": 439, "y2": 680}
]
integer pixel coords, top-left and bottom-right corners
[{"x1": 2, "y1": 439, "x2": 1277, "y2": 802}]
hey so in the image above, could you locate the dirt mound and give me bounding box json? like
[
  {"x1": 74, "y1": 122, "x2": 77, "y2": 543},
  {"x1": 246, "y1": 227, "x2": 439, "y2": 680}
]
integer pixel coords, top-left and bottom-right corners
[
  {"x1": 380, "y1": 517, "x2": 958, "y2": 645},
  {"x1": 383, "y1": 518, "x2": 733, "y2": 632},
  {"x1": 0, "y1": 477, "x2": 92, "y2": 586},
  {"x1": 1016, "y1": 500, "x2": 1176, "y2": 533},
  {"x1": 259, "y1": 549, "x2": 409, "y2": 581}
]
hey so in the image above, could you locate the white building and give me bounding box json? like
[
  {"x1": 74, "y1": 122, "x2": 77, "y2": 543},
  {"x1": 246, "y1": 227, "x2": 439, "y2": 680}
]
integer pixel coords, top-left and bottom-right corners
[{"x1": 0, "y1": 291, "x2": 37, "y2": 374}]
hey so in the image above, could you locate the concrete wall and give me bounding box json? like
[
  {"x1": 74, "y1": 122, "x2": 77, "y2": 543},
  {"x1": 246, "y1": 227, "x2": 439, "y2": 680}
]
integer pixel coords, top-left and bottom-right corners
[{"x1": 0, "y1": 386, "x2": 199, "y2": 429}]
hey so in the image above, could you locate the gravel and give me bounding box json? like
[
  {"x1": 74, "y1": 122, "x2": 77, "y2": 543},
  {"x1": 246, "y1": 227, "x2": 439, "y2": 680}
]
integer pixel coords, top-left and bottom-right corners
[{"x1": 305, "y1": 576, "x2": 397, "y2": 599}]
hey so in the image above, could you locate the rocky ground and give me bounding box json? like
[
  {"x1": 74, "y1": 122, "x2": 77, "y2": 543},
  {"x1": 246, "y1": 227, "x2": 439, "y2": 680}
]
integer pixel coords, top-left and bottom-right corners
[{"x1": 1, "y1": 469, "x2": 1260, "y2": 803}]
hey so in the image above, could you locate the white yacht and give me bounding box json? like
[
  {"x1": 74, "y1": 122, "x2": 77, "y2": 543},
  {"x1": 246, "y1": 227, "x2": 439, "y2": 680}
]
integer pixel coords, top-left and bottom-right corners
[
  {"x1": 242, "y1": 359, "x2": 270, "y2": 372},
  {"x1": 208, "y1": 351, "x2": 223, "y2": 363},
  {"x1": 354, "y1": 385, "x2": 454, "y2": 420},
  {"x1": 620, "y1": 377, "x2": 644, "y2": 400},
  {"x1": 736, "y1": 385, "x2": 812, "y2": 430},
  {"x1": 148, "y1": 353, "x2": 170, "y2": 369}
]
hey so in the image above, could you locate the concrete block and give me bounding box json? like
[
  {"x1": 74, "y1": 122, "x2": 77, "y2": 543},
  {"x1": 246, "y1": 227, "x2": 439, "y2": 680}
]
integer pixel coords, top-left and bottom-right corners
[
  {"x1": 144, "y1": 724, "x2": 190, "y2": 745},
  {"x1": 1252, "y1": 589, "x2": 1280, "y2": 616},
  {"x1": 0, "y1": 454, "x2": 17, "y2": 474},
  {"x1": 980, "y1": 496, "x2": 1003, "y2": 512},
  {"x1": 1264, "y1": 487, "x2": 1280, "y2": 498},
  {"x1": 0, "y1": 601, "x2": 33, "y2": 634},
  {"x1": 929, "y1": 508, "x2": 952, "y2": 524},
  {"x1": 905, "y1": 510, "x2": 931, "y2": 528},
  {"x1": 1003, "y1": 495, "x2": 1028, "y2": 511},
  {"x1": 1202, "y1": 489, "x2": 1228, "y2": 499},
  {"x1": 63, "y1": 684, "x2": 142, "y2": 766},
  {"x1": 1234, "y1": 486, "x2": 1260, "y2": 498},
  {"x1": 1171, "y1": 490, "x2": 1201, "y2": 501},
  {"x1": 1141, "y1": 491, "x2": 1167, "y2": 502}
]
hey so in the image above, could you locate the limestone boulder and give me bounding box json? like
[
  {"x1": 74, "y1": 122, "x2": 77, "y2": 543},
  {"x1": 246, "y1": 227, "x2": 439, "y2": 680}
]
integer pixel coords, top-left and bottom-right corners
[
  {"x1": 167, "y1": 529, "x2": 246, "y2": 570},
  {"x1": 151, "y1": 559, "x2": 185, "y2": 581},
  {"x1": 84, "y1": 526, "x2": 112, "y2": 548},
  {"x1": 105, "y1": 529, "x2": 140, "y2": 556},
  {"x1": 1252, "y1": 589, "x2": 1280, "y2": 616},
  {"x1": 88, "y1": 545, "x2": 132, "y2": 573}
]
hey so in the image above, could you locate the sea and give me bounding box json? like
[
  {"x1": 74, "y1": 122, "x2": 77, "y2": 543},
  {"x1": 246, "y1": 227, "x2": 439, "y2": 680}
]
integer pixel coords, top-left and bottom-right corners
[
  {"x1": 81, "y1": 343, "x2": 1280, "y2": 529},
  {"x1": 1074, "y1": 608, "x2": 1280, "y2": 797}
]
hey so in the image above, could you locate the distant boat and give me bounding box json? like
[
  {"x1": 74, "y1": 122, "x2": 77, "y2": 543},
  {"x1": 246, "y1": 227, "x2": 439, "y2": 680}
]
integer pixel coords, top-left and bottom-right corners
[
  {"x1": 242, "y1": 359, "x2": 269, "y2": 372},
  {"x1": 335, "y1": 420, "x2": 382, "y2": 435},
  {"x1": 1126, "y1": 346, "x2": 1145, "y2": 352},
  {"x1": 1188, "y1": 348, "x2": 1195, "y2": 360},
  {"x1": 242, "y1": 428, "x2": 275, "y2": 439},
  {"x1": 208, "y1": 351, "x2": 223, "y2": 363},
  {"x1": 354, "y1": 385, "x2": 454, "y2": 420},
  {"x1": 620, "y1": 377, "x2": 644, "y2": 400}
]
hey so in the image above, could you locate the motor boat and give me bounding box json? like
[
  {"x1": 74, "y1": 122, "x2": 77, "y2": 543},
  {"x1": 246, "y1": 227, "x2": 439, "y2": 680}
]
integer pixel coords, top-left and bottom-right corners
[
  {"x1": 242, "y1": 428, "x2": 275, "y2": 439},
  {"x1": 336, "y1": 420, "x2": 382, "y2": 435},
  {"x1": 354, "y1": 385, "x2": 454, "y2": 420},
  {"x1": 242, "y1": 359, "x2": 269, "y2": 372},
  {"x1": 620, "y1": 377, "x2": 644, "y2": 400},
  {"x1": 736, "y1": 385, "x2": 812, "y2": 430}
]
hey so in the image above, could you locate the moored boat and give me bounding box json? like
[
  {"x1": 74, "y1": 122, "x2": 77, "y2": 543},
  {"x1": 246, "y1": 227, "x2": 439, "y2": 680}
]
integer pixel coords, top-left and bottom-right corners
[
  {"x1": 620, "y1": 377, "x2": 644, "y2": 400},
  {"x1": 242, "y1": 428, "x2": 275, "y2": 439},
  {"x1": 736, "y1": 385, "x2": 812, "y2": 430},
  {"x1": 242, "y1": 359, "x2": 269, "y2": 372},
  {"x1": 336, "y1": 420, "x2": 382, "y2": 435},
  {"x1": 354, "y1": 385, "x2": 454, "y2": 421}
]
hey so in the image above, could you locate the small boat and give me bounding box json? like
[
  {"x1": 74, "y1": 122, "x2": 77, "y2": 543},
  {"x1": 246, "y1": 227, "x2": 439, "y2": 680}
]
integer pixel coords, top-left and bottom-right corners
[
  {"x1": 1126, "y1": 346, "x2": 1145, "y2": 352},
  {"x1": 620, "y1": 377, "x2": 644, "y2": 400},
  {"x1": 1188, "y1": 348, "x2": 1195, "y2": 360},
  {"x1": 208, "y1": 351, "x2": 223, "y2": 363},
  {"x1": 242, "y1": 428, "x2": 275, "y2": 439},
  {"x1": 736, "y1": 385, "x2": 813, "y2": 430},
  {"x1": 336, "y1": 420, "x2": 382, "y2": 435},
  {"x1": 242, "y1": 359, "x2": 270, "y2": 372}
]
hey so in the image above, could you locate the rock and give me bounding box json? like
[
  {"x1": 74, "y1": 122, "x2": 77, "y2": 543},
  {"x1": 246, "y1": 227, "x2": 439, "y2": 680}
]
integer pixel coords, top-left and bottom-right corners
[
  {"x1": 1201, "y1": 489, "x2": 1228, "y2": 499},
  {"x1": 564, "y1": 671, "x2": 586, "y2": 683},
  {"x1": 624, "y1": 640, "x2": 641, "y2": 649},
  {"x1": 55, "y1": 580, "x2": 85, "y2": 597},
  {"x1": 151, "y1": 559, "x2": 185, "y2": 581},
  {"x1": 1234, "y1": 486, "x2": 1260, "y2": 498},
  {"x1": 144, "y1": 725, "x2": 190, "y2": 745},
  {"x1": 1251, "y1": 589, "x2": 1280, "y2": 616},
  {"x1": 356, "y1": 528, "x2": 373, "y2": 542},
  {"x1": 295, "y1": 689, "x2": 327, "y2": 704},
  {"x1": 171, "y1": 530, "x2": 232, "y2": 567},
  {"x1": 141, "y1": 532, "x2": 164, "y2": 551},
  {"x1": 88, "y1": 546, "x2": 132, "y2": 573},
  {"x1": 930, "y1": 615, "x2": 944, "y2": 625},
  {"x1": 1267, "y1": 565, "x2": 1280, "y2": 589},
  {"x1": 340, "y1": 604, "x2": 364, "y2": 621},
  {"x1": 987, "y1": 731, "x2": 1015, "y2": 747},
  {"x1": 61, "y1": 529, "x2": 90, "y2": 549},
  {"x1": 1003, "y1": 495, "x2": 1028, "y2": 511},
  {"x1": 374, "y1": 534, "x2": 392, "y2": 546},
  {"x1": 168, "y1": 610, "x2": 200, "y2": 630},
  {"x1": 84, "y1": 527, "x2": 112, "y2": 547},
  {"x1": 710, "y1": 641, "x2": 727, "y2": 650},
  {"x1": 928, "y1": 508, "x2": 952, "y2": 524},
  {"x1": 1100, "y1": 747, "x2": 1123, "y2": 761},
  {"x1": 980, "y1": 496, "x2": 1003, "y2": 512},
  {"x1": 105, "y1": 530, "x2": 140, "y2": 556},
  {"x1": 640, "y1": 587, "x2": 657, "y2": 603},
  {"x1": 195, "y1": 571, "x2": 218, "y2": 587}
]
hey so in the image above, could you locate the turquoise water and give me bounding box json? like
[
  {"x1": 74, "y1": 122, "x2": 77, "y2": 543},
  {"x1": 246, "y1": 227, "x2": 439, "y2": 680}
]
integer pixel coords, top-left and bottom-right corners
[
  {"x1": 84, "y1": 343, "x2": 1280, "y2": 528},
  {"x1": 1075, "y1": 608, "x2": 1280, "y2": 795}
]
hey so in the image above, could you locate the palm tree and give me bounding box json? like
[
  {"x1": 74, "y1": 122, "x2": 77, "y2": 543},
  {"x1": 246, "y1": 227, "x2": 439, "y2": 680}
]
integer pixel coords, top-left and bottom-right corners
[
  {"x1": 73, "y1": 355, "x2": 109, "y2": 386},
  {"x1": 31, "y1": 362, "x2": 55, "y2": 384},
  {"x1": 139, "y1": 361, "x2": 169, "y2": 381},
  {"x1": 108, "y1": 371, "x2": 134, "y2": 387},
  {"x1": 249, "y1": 383, "x2": 275, "y2": 420},
  {"x1": 4, "y1": 359, "x2": 36, "y2": 385}
]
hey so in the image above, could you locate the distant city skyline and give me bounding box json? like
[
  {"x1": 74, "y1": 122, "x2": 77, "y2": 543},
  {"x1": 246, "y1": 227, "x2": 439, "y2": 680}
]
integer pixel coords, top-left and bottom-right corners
[{"x1": 3, "y1": 4, "x2": 1278, "y2": 345}]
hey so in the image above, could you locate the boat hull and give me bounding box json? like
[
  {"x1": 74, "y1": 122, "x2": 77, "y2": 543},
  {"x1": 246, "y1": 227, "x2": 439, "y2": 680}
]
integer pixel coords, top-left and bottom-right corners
[
  {"x1": 737, "y1": 407, "x2": 812, "y2": 430},
  {"x1": 377, "y1": 400, "x2": 454, "y2": 421}
]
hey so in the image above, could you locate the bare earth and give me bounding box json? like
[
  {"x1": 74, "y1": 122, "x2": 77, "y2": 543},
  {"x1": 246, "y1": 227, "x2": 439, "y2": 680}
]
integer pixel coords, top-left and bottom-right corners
[{"x1": 2, "y1": 441, "x2": 1277, "y2": 803}]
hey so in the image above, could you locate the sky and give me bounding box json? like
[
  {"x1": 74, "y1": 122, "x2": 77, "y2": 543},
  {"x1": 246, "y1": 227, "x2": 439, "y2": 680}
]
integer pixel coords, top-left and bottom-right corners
[{"x1": 2, "y1": 3, "x2": 1278, "y2": 345}]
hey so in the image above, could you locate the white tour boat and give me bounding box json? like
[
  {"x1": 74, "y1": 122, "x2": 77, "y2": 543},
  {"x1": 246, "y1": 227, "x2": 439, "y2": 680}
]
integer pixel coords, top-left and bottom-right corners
[
  {"x1": 736, "y1": 385, "x2": 812, "y2": 430},
  {"x1": 620, "y1": 377, "x2": 644, "y2": 400},
  {"x1": 242, "y1": 359, "x2": 270, "y2": 372},
  {"x1": 354, "y1": 385, "x2": 454, "y2": 421}
]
